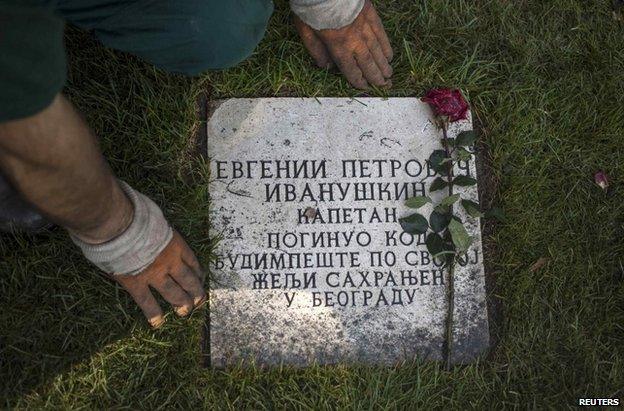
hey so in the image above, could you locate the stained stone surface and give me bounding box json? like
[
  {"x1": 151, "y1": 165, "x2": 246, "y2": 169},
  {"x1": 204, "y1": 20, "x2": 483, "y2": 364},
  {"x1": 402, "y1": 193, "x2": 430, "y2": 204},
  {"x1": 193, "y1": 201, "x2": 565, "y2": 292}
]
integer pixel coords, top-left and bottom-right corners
[{"x1": 207, "y1": 97, "x2": 489, "y2": 367}]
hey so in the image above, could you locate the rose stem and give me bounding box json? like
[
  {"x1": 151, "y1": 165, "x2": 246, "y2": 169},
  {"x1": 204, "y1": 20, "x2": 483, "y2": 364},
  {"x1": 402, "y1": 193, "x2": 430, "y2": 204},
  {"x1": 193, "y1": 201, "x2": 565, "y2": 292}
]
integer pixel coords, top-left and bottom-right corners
[{"x1": 441, "y1": 124, "x2": 455, "y2": 371}]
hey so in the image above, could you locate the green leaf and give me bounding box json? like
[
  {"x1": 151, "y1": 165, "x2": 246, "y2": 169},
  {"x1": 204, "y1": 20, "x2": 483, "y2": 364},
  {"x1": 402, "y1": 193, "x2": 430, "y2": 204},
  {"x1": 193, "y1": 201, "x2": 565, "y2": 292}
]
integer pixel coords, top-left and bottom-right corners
[
  {"x1": 448, "y1": 218, "x2": 473, "y2": 252},
  {"x1": 434, "y1": 203, "x2": 450, "y2": 214},
  {"x1": 434, "y1": 250, "x2": 457, "y2": 263},
  {"x1": 429, "y1": 177, "x2": 448, "y2": 192},
  {"x1": 429, "y1": 211, "x2": 451, "y2": 232},
  {"x1": 453, "y1": 175, "x2": 477, "y2": 186},
  {"x1": 445, "y1": 138, "x2": 455, "y2": 147},
  {"x1": 428, "y1": 150, "x2": 448, "y2": 175},
  {"x1": 434, "y1": 241, "x2": 457, "y2": 265},
  {"x1": 485, "y1": 207, "x2": 506, "y2": 222},
  {"x1": 425, "y1": 232, "x2": 445, "y2": 256},
  {"x1": 455, "y1": 130, "x2": 477, "y2": 147},
  {"x1": 461, "y1": 199, "x2": 483, "y2": 217},
  {"x1": 428, "y1": 150, "x2": 444, "y2": 169},
  {"x1": 457, "y1": 147, "x2": 472, "y2": 162},
  {"x1": 405, "y1": 196, "x2": 432, "y2": 209},
  {"x1": 399, "y1": 213, "x2": 429, "y2": 234},
  {"x1": 440, "y1": 194, "x2": 460, "y2": 207}
]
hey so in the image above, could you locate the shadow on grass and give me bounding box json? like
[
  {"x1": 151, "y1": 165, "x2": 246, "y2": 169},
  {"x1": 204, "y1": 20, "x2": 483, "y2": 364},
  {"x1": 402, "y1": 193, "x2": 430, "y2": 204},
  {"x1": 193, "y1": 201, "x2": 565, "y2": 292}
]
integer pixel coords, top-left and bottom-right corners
[{"x1": 0, "y1": 229, "x2": 134, "y2": 404}]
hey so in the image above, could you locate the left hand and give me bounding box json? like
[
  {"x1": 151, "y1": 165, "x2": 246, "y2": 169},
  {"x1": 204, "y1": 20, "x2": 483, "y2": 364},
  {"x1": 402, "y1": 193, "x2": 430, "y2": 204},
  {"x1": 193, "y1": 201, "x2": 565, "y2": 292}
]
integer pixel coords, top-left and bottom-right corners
[
  {"x1": 294, "y1": 0, "x2": 394, "y2": 89},
  {"x1": 114, "y1": 231, "x2": 206, "y2": 328}
]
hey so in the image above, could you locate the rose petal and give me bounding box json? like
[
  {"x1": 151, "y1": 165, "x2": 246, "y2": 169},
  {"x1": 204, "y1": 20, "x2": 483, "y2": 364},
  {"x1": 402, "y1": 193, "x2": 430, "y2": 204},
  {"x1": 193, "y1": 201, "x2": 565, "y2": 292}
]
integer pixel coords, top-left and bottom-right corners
[
  {"x1": 594, "y1": 171, "x2": 609, "y2": 191},
  {"x1": 421, "y1": 88, "x2": 469, "y2": 123}
]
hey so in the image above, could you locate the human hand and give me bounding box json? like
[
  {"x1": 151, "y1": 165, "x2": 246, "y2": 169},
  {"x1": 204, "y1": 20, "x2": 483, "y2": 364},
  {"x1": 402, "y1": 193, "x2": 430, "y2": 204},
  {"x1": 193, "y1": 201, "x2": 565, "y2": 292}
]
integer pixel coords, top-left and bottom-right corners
[
  {"x1": 114, "y1": 231, "x2": 206, "y2": 328},
  {"x1": 294, "y1": 0, "x2": 393, "y2": 89}
]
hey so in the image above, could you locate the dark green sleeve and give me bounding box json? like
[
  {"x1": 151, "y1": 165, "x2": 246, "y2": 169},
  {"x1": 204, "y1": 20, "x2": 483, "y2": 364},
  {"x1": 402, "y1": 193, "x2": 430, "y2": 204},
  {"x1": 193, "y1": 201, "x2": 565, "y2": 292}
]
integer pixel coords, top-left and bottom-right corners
[{"x1": 0, "y1": 5, "x2": 66, "y2": 121}]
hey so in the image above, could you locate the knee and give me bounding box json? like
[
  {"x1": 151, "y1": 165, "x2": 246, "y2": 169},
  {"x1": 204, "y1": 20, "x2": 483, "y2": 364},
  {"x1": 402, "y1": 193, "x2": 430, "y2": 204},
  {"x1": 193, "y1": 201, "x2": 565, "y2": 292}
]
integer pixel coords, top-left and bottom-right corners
[
  {"x1": 166, "y1": 0, "x2": 274, "y2": 75},
  {"x1": 93, "y1": 0, "x2": 273, "y2": 76}
]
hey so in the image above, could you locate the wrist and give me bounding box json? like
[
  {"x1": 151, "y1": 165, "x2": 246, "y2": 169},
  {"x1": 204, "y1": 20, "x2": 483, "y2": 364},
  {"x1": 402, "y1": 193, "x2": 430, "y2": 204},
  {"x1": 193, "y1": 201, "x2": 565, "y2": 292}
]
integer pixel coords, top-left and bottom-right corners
[
  {"x1": 290, "y1": 0, "x2": 365, "y2": 30},
  {"x1": 70, "y1": 180, "x2": 134, "y2": 244},
  {"x1": 70, "y1": 181, "x2": 173, "y2": 276}
]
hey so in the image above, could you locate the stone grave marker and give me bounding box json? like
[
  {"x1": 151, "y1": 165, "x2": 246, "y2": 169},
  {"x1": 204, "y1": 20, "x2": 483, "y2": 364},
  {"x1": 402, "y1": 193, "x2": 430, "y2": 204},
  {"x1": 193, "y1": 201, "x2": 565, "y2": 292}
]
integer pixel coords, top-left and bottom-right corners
[{"x1": 207, "y1": 98, "x2": 489, "y2": 367}]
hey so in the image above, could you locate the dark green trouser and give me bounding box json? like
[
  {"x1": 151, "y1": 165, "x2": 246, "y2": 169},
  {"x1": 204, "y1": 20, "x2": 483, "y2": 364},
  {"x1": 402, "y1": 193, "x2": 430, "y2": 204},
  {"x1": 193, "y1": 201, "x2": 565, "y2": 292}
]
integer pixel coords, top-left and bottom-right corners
[{"x1": 0, "y1": 0, "x2": 274, "y2": 121}]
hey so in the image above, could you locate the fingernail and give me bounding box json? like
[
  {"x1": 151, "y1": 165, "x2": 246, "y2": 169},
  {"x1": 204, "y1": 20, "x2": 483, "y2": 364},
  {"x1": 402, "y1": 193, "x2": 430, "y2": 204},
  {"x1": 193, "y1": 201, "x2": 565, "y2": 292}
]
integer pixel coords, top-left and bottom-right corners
[
  {"x1": 149, "y1": 316, "x2": 165, "y2": 329},
  {"x1": 317, "y1": 60, "x2": 331, "y2": 69},
  {"x1": 194, "y1": 296, "x2": 207, "y2": 308},
  {"x1": 175, "y1": 306, "x2": 190, "y2": 317}
]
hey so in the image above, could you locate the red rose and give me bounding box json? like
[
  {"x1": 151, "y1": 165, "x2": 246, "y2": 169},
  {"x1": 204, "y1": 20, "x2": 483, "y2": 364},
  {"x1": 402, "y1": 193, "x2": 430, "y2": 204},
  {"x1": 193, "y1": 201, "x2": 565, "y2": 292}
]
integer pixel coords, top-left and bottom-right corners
[{"x1": 421, "y1": 88, "x2": 469, "y2": 122}]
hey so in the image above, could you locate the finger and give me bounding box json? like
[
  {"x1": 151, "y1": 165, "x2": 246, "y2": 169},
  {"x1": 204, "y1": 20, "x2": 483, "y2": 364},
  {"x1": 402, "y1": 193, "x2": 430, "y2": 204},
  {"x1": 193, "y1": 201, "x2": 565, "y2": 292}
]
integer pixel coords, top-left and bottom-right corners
[
  {"x1": 365, "y1": 5, "x2": 393, "y2": 61},
  {"x1": 151, "y1": 275, "x2": 194, "y2": 317},
  {"x1": 294, "y1": 16, "x2": 334, "y2": 69},
  {"x1": 119, "y1": 279, "x2": 164, "y2": 328},
  {"x1": 171, "y1": 264, "x2": 206, "y2": 308},
  {"x1": 329, "y1": 50, "x2": 368, "y2": 89},
  {"x1": 363, "y1": 24, "x2": 393, "y2": 78},
  {"x1": 178, "y1": 237, "x2": 205, "y2": 282},
  {"x1": 354, "y1": 48, "x2": 387, "y2": 87}
]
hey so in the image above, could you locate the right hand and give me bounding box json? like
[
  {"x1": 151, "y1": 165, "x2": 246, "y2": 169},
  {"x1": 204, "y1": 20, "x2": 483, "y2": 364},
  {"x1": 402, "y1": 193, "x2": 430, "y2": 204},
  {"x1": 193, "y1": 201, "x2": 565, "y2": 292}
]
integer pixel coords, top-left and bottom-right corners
[
  {"x1": 114, "y1": 231, "x2": 206, "y2": 328},
  {"x1": 294, "y1": 0, "x2": 393, "y2": 89}
]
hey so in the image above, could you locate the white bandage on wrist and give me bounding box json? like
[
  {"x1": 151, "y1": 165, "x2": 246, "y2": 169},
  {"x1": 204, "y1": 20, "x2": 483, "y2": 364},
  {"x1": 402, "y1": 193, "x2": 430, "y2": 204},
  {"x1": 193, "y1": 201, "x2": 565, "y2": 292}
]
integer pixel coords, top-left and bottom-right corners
[
  {"x1": 290, "y1": 0, "x2": 365, "y2": 30},
  {"x1": 70, "y1": 181, "x2": 173, "y2": 276}
]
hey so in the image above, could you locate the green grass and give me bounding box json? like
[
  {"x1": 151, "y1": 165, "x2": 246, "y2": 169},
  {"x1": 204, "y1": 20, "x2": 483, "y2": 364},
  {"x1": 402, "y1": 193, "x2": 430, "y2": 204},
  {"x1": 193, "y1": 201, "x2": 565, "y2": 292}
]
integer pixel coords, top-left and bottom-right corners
[{"x1": 2, "y1": 0, "x2": 624, "y2": 408}]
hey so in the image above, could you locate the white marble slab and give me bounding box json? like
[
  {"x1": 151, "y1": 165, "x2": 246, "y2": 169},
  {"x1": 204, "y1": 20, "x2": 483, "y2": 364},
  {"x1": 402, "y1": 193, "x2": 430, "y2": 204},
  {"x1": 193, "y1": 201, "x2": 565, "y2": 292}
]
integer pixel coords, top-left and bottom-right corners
[{"x1": 207, "y1": 98, "x2": 488, "y2": 367}]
